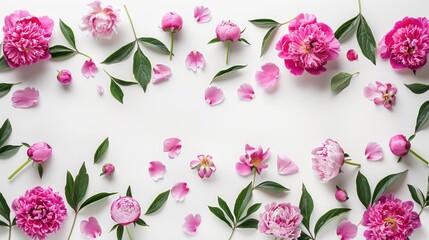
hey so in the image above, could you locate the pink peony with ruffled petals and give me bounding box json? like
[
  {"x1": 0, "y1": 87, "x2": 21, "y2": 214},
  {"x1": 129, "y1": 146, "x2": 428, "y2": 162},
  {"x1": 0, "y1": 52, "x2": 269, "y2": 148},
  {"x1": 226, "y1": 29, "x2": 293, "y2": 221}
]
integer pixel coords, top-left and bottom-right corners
[
  {"x1": 80, "y1": 1, "x2": 120, "y2": 39},
  {"x1": 259, "y1": 202, "x2": 302, "y2": 239},
  {"x1": 311, "y1": 139, "x2": 344, "y2": 183}
]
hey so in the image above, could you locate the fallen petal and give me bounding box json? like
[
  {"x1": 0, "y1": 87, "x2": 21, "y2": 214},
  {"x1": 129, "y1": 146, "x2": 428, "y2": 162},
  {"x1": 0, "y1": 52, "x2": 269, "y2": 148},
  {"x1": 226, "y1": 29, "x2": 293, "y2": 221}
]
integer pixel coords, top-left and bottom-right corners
[
  {"x1": 365, "y1": 142, "x2": 383, "y2": 161},
  {"x1": 152, "y1": 64, "x2": 172, "y2": 84},
  {"x1": 182, "y1": 214, "x2": 201, "y2": 234},
  {"x1": 185, "y1": 51, "x2": 205, "y2": 72},
  {"x1": 163, "y1": 137, "x2": 182, "y2": 159},
  {"x1": 96, "y1": 86, "x2": 104, "y2": 95},
  {"x1": 277, "y1": 154, "x2": 299, "y2": 175},
  {"x1": 81, "y1": 59, "x2": 98, "y2": 78},
  {"x1": 337, "y1": 219, "x2": 357, "y2": 240},
  {"x1": 237, "y1": 83, "x2": 255, "y2": 101},
  {"x1": 80, "y1": 217, "x2": 102, "y2": 239},
  {"x1": 346, "y1": 49, "x2": 358, "y2": 61},
  {"x1": 194, "y1": 6, "x2": 211, "y2": 23},
  {"x1": 255, "y1": 62, "x2": 279, "y2": 90},
  {"x1": 12, "y1": 87, "x2": 39, "y2": 108},
  {"x1": 205, "y1": 86, "x2": 224, "y2": 106},
  {"x1": 148, "y1": 161, "x2": 166, "y2": 181},
  {"x1": 171, "y1": 182, "x2": 189, "y2": 202}
]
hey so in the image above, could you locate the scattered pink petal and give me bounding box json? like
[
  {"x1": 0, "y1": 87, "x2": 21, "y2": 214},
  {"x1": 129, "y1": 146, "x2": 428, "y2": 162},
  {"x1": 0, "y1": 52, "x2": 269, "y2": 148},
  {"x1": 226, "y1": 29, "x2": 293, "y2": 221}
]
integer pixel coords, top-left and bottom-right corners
[
  {"x1": 277, "y1": 154, "x2": 299, "y2": 175},
  {"x1": 152, "y1": 64, "x2": 172, "y2": 84},
  {"x1": 163, "y1": 137, "x2": 182, "y2": 159},
  {"x1": 255, "y1": 62, "x2": 280, "y2": 90},
  {"x1": 185, "y1": 51, "x2": 205, "y2": 72},
  {"x1": 182, "y1": 214, "x2": 201, "y2": 234},
  {"x1": 81, "y1": 59, "x2": 98, "y2": 78},
  {"x1": 96, "y1": 86, "x2": 104, "y2": 95},
  {"x1": 171, "y1": 182, "x2": 189, "y2": 202},
  {"x1": 346, "y1": 49, "x2": 358, "y2": 61},
  {"x1": 237, "y1": 83, "x2": 255, "y2": 101},
  {"x1": 194, "y1": 6, "x2": 211, "y2": 23},
  {"x1": 205, "y1": 86, "x2": 224, "y2": 106},
  {"x1": 148, "y1": 161, "x2": 166, "y2": 181},
  {"x1": 365, "y1": 142, "x2": 383, "y2": 161},
  {"x1": 337, "y1": 219, "x2": 357, "y2": 240},
  {"x1": 80, "y1": 217, "x2": 102, "y2": 239},
  {"x1": 11, "y1": 87, "x2": 39, "y2": 108}
]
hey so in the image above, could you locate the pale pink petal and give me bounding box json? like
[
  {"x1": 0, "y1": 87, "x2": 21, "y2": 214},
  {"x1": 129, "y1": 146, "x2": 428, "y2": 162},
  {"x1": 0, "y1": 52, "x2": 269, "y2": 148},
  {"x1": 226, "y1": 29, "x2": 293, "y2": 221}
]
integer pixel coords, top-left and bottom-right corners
[
  {"x1": 277, "y1": 154, "x2": 299, "y2": 175},
  {"x1": 237, "y1": 83, "x2": 255, "y2": 101},
  {"x1": 365, "y1": 142, "x2": 383, "y2": 161},
  {"x1": 81, "y1": 59, "x2": 98, "y2": 78},
  {"x1": 96, "y1": 86, "x2": 104, "y2": 95},
  {"x1": 80, "y1": 217, "x2": 102, "y2": 239},
  {"x1": 363, "y1": 83, "x2": 379, "y2": 100},
  {"x1": 11, "y1": 87, "x2": 39, "y2": 108},
  {"x1": 235, "y1": 162, "x2": 252, "y2": 176},
  {"x1": 182, "y1": 214, "x2": 201, "y2": 234},
  {"x1": 152, "y1": 64, "x2": 172, "y2": 84},
  {"x1": 148, "y1": 161, "x2": 166, "y2": 181},
  {"x1": 194, "y1": 6, "x2": 211, "y2": 23},
  {"x1": 185, "y1": 51, "x2": 205, "y2": 72},
  {"x1": 163, "y1": 137, "x2": 182, "y2": 159},
  {"x1": 171, "y1": 182, "x2": 189, "y2": 202},
  {"x1": 255, "y1": 62, "x2": 280, "y2": 90},
  {"x1": 337, "y1": 219, "x2": 357, "y2": 240},
  {"x1": 205, "y1": 86, "x2": 224, "y2": 106}
]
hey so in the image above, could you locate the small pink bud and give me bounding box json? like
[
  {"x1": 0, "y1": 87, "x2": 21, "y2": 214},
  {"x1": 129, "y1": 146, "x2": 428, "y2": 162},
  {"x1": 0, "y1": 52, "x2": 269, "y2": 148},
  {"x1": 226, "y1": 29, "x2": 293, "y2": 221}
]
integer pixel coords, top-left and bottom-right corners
[
  {"x1": 346, "y1": 49, "x2": 358, "y2": 61},
  {"x1": 335, "y1": 186, "x2": 349, "y2": 202},
  {"x1": 57, "y1": 69, "x2": 72, "y2": 85},
  {"x1": 389, "y1": 134, "x2": 411, "y2": 157},
  {"x1": 101, "y1": 163, "x2": 115, "y2": 176},
  {"x1": 215, "y1": 20, "x2": 241, "y2": 42},
  {"x1": 27, "y1": 142, "x2": 52, "y2": 163},
  {"x1": 161, "y1": 12, "x2": 183, "y2": 32}
]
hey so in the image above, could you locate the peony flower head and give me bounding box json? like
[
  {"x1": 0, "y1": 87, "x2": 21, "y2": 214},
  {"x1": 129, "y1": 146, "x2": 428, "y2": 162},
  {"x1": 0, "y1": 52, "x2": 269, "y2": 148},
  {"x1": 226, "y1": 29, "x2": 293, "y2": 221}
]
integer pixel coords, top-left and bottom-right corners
[
  {"x1": 362, "y1": 194, "x2": 421, "y2": 240},
  {"x1": 12, "y1": 186, "x2": 67, "y2": 240},
  {"x1": 389, "y1": 134, "x2": 411, "y2": 157},
  {"x1": 27, "y1": 142, "x2": 52, "y2": 163},
  {"x1": 236, "y1": 144, "x2": 270, "y2": 176},
  {"x1": 80, "y1": 0, "x2": 120, "y2": 39},
  {"x1": 276, "y1": 13, "x2": 340, "y2": 75},
  {"x1": 364, "y1": 81, "x2": 397, "y2": 110},
  {"x1": 110, "y1": 196, "x2": 141, "y2": 226},
  {"x1": 57, "y1": 69, "x2": 72, "y2": 85},
  {"x1": 2, "y1": 10, "x2": 54, "y2": 68},
  {"x1": 216, "y1": 20, "x2": 241, "y2": 42},
  {"x1": 190, "y1": 155, "x2": 216, "y2": 178},
  {"x1": 311, "y1": 139, "x2": 344, "y2": 183},
  {"x1": 259, "y1": 202, "x2": 302, "y2": 239},
  {"x1": 379, "y1": 16, "x2": 429, "y2": 71},
  {"x1": 161, "y1": 12, "x2": 183, "y2": 33},
  {"x1": 346, "y1": 49, "x2": 358, "y2": 61}
]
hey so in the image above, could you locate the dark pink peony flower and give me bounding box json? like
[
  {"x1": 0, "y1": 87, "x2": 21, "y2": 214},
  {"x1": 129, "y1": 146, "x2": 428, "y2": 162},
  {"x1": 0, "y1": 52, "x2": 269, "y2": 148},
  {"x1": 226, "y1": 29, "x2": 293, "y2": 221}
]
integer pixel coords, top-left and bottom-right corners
[
  {"x1": 276, "y1": 13, "x2": 340, "y2": 75},
  {"x1": 12, "y1": 186, "x2": 67, "y2": 240},
  {"x1": 57, "y1": 69, "x2": 72, "y2": 85},
  {"x1": 259, "y1": 202, "x2": 302, "y2": 239},
  {"x1": 27, "y1": 142, "x2": 52, "y2": 163},
  {"x1": 110, "y1": 196, "x2": 141, "y2": 226}
]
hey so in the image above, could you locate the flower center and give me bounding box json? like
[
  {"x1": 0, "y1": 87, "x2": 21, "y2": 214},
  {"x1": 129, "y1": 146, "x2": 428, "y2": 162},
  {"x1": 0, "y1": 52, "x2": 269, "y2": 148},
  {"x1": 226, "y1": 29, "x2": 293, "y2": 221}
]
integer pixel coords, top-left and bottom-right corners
[
  {"x1": 251, "y1": 157, "x2": 262, "y2": 167},
  {"x1": 200, "y1": 157, "x2": 211, "y2": 167},
  {"x1": 383, "y1": 93, "x2": 393, "y2": 104},
  {"x1": 385, "y1": 217, "x2": 397, "y2": 230}
]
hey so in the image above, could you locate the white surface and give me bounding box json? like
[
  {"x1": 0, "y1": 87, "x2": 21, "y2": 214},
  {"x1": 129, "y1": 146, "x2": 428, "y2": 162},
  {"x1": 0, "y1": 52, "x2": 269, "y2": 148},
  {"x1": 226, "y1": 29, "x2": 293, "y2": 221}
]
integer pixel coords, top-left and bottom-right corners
[{"x1": 1, "y1": 0, "x2": 429, "y2": 239}]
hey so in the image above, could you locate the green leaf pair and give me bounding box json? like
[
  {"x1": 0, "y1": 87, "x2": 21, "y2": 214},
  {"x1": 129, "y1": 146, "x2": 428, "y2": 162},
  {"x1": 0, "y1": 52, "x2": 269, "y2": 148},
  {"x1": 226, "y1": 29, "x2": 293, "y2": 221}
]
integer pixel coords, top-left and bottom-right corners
[
  {"x1": 407, "y1": 173, "x2": 429, "y2": 211},
  {"x1": 0, "y1": 119, "x2": 22, "y2": 158},
  {"x1": 0, "y1": 192, "x2": 15, "y2": 240},
  {"x1": 49, "y1": 20, "x2": 79, "y2": 59},
  {"x1": 0, "y1": 56, "x2": 11, "y2": 71},
  {"x1": 249, "y1": 18, "x2": 281, "y2": 57}
]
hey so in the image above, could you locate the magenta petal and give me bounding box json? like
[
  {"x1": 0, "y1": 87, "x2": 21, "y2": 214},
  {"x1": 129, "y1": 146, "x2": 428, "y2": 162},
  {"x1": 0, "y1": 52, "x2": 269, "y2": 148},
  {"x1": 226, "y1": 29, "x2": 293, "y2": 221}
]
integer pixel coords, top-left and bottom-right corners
[
  {"x1": 80, "y1": 217, "x2": 102, "y2": 239},
  {"x1": 81, "y1": 59, "x2": 98, "y2": 78},
  {"x1": 182, "y1": 214, "x2": 201, "y2": 234},
  {"x1": 337, "y1": 219, "x2": 357, "y2": 240},
  {"x1": 365, "y1": 142, "x2": 383, "y2": 161},
  {"x1": 277, "y1": 154, "x2": 299, "y2": 175},
  {"x1": 152, "y1": 64, "x2": 172, "y2": 84},
  {"x1": 235, "y1": 162, "x2": 252, "y2": 176},
  {"x1": 148, "y1": 161, "x2": 166, "y2": 181},
  {"x1": 171, "y1": 182, "x2": 189, "y2": 202},
  {"x1": 185, "y1": 51, "x2": 205, "y2": 72},
  {"x1": 194, "y1": 6, "x2": 211, "y2": 23},
  {"x1": 237, "y1": 83, "x2": 255, "y2": 101},
  {"x1": 11, "y1": 87, "x2": 39, "y2": 108},
  {"x1": 205, "y1": 86, "x2": 224, "y2": 106},
  {"x1": 163, "y1": 137, "x2": 182, "y2": 159},
  {"x1": 255, "y1": 62, "x2": 280, "y2": 90}
]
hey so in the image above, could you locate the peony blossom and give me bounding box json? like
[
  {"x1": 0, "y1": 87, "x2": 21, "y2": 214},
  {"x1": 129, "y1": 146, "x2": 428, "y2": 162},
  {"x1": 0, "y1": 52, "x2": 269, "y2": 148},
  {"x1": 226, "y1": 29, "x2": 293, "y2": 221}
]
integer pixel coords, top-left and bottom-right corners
[
  {"x1": 311, "y1": 139, "x2": 344, "y2": 183},
  {"x1": 335, "y1": 186, "x2": 349, "y2": 202},
  {"x1": 185, "y1": 51, "x2": 205, "y2": 72},
  {"x1": 148, "y1": 161, "x2": 166, "y2": 181},
  {"x1": 163, "y1": 137, "x2": 182, "y2": 159},
  {"x1": 362, "y1": 194, "x2": 421, "y2": 240},
  {"x1": 389, "y1": 134, "x2": 410, "y2": 157},
  {"x1": 57, "y1": 69, "x2": 72, "y2": 85},
  {"x1": 190, "y1": 155, "x2": 216, "y2": 179},
  {"x1": 259, "y1": 202, "x2": 302, "y2": 239},
  {"x1": 152, "y1": 64, "x2": 171, "y2": 84},
  {"x1": 277, "y1": 154, "x2": 299, "y2": 175},
  {"x1": 346, "y1": 49, "x2": 358, "y2": 61},
  {"x1": 182, "y1": 214, "x2": 201, "y2": 234},
  {"x1": 364, "y1": 81, "x2": 397, "y2": 110},
  {"x1": 205, "y1": 86, "x2": 224, "y2": 106},
  {"x1": 216, "y1": 20, "x2": 241, "y2": 42},
  {"x1": 80, "y1": 0, "x2": 120, "y2": 39},
  {"x1": 337, "y1": 219, "x2": 357, "y2": 240},
  {"x1": 100, "y1": 163, "x2": 115, "y2": 176},
  {"x1": 365, "y1": 142, "x2": 383, "y2": 161},
  {"x1": 13, "y1": 187, "x2": 67, "y2": 240},
  {"x1": 80, "y1": 217, "x2": 102, "y2": 239},
  {"x1": 82, "y1": 59, "x2": 98, "y2": 78},
  {"x1": 11, "y1": 87, "x2": 39, "y2": 108},
  {"x1": 171, "y1": 182, "x2": 189, "y2": 202},
  {"x1": 194, "y1": 6, "x2": 211, "y2": 23},
  {"x1": 161, "y1": 12, "x2": 183, "y2": 60},
  {"x1": 236, "y1": 144, "x2": 270, "y2": 176},
  {"x1": 110, "y1": 196, "x2": 141, "y2": 226},
  {"x1": 276, "y1": 13, "x2": 340, "y2": 75},
  {"x1": 27, "y1": 142, "x2": 52, "y2": 163},
  {"x1": 255, "y1": 63, "x2": 280, "y2": 90},
  {"x1": 237, "y1": 83, "x2": 255, "y2": 101},
  {"x1": 379, "y1": 17, "x2": 429, "y2": 71}
]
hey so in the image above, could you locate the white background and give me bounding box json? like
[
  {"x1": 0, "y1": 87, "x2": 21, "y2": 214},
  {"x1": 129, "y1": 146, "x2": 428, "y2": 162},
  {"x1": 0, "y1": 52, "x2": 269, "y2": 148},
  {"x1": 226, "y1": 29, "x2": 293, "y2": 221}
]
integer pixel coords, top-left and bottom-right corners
[{"x1": 1, "y1": 0, "x2": 429, "y2": 239}]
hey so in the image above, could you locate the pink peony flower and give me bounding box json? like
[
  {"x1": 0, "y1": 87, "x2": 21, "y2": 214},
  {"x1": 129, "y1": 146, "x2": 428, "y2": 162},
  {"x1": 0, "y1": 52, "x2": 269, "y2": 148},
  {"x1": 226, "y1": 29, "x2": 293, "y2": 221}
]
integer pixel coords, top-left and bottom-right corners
[
  {"x1": 57, "y1": 69, "x2": 72, "y2": 85},
  {"x1": 80, "y1": 217, "x2": 102, "y2": 239},
  {"x1": 362, "y1": 194, "x2": 421, "y2": 240},
  {"x1": 2, "y1": 10, "x2": 54, "y2": 68},
  {"x1": 185, "y1": 51, "x2": 205, "y2": 72},
  {"x1": 346, "y1": 49, "x2": 358, "y2": 61},
  {"x1": 379, "y1": 17, "x2": 429, "y2": 71},
  {"x1": 148, "y1": 161, "x2": 166, "y2": 181},
  {"x1": 389, "y1": 134, "x2": 410, "y2": 157},
  {"x1": 80, "y1": 0, "x2": 120, "y2": 39},
  {"x1": 337, "y1": 219, "x2": 357, "y2": 240},
  {"x1": 194, "y1": 6, "x2": 211, "y2": 23},
  {"x1": 236, "y1": 144, "x2": 270, "y2": 176},
  {"x1": 259, "y1": 202, "x2": 302, "y2": 239},
  {"x1": 82, "y1": 59, "x2": 98, "y2": 78},
  {"x1": 11, "y1": 87, "x2": 39, "y2": 108},
  {"x1": 190, "y1": 155, "x2": 216, "y2": 179},
  {"x1": 365, "y1": 142, "x2": 383, "y2": 161},
  {"x1": 364, "y1": 81, "x2": 397, "y2": 110},
  {"x1": 27, "y1": 142, "x2": 52, "y2": 163},
  {"x1": 163, "y1": 137, "x2": 182, "y2": 159},
  {"x1": 311, "y1": 139, "x2": 344, "y2": 183},
  {"x1": 100, "y1": 163, "x2": 115, "y2": 176},
  {"x1": 152, "y1": 64, "x2": 171, "y2": 84},
  {"x1": 216, "y1": 20, "x2": 241, "y2": 42},
  {"x1": 277, "y1": 154, "x2": 299, "y2": 175},
  {"x1": 161, "y1": 12, "x2": 183, "y2": 33},
  {"x1": 182, "y1": 214, "x2": 201, "y2": 234},
  {"x1": 335, "y1": 186, "x2": 349, "y2": 202},
  {"x1": 255, "y1": 62, "x2": 280, "y2": 90},
  {"x1": 237, "y1": 83, "x2": 255, "y2": 101},
  {"x1": 276, "y1": 13, "x2": 340, "y2": 75},
  {"x1": 171, "y1": 182, "x2": 189, "y2": 202},
  {"x1": 12, "y1": 186, "x2": 67, "y2": 240},
  {"x1": 110, "y1": 196, "x2": 141, "y2": 226},
  {"x1": 205, "y1": 86, "x2": 224, "y2": 106}
]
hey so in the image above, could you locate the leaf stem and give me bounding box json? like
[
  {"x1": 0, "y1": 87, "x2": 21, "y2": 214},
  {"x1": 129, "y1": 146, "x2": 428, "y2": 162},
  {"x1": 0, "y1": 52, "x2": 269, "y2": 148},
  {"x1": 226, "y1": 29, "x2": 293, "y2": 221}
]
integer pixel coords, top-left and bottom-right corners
[
  {"x1": 124, "y1": 5, "x2": 139, "y2": 42},
  {"x1": 344, "y1": 160, "x2": 361, "y2": 167},
  {"x1": 418, "y1": 207, "x2": 424, "y2": 215},
  {"x1": 8, "y1": 158, "x2": 31, "y2": 180},
  {"x1": 126, "y1": 226, "x2": 133, "y2": 240},
  {"x1": 225, "y1": 41, "x2": 231, "y2": 65},
  {"x1": 76, "y1": 51, "x2": 92, "y2": 59},
  {"x1": 351, "y1": 72, "x2": 360, "y2": 76},
  {"x1": 228, "y1": 227, "x2": 236, "y2": 240},
  {"x1": 358, "y1": 0, "x2": 362, "y2": 14},
  {"x1": 169, "y1": 31, "x2": 174, "y2": 60},
  {"x1": 8, "y1": 225, "x2": 11, "y2": 240},
  {"x1": 103, "y1": 69, "x2": 112, "y2": 77},
  {"x1": 279, "y1": 16, "x2": 297, "y2": 26},
  {"x1": 66, "y1": 212, "x2": 78, "y2": 240},
  {"x1": 409, "y1": 149, "x2": 429, "y2": 165},
  {"x1": 252, "y1": 169, "x2": 257, "y2": 189}
]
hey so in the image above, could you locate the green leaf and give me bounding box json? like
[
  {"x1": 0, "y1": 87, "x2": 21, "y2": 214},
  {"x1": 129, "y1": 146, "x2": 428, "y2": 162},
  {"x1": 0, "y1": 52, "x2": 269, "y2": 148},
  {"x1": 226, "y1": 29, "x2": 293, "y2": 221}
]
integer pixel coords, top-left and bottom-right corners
[
  {"x1": 116, "y1": 225, "x2": 124, "y2": 240},
  {"x1": 331, "y1": 72, "x2": 358, "y2": 93},
  {"x1": 110, "y1": 224, "x2": 119, "y2": 232},
  {"x1": 138, "y1": 37, "x2": 170, "y2": 55},
  {"x1": 21, "y1": 142, "x2": 30, "y2": 148},
  {"x1": 0, "y1": 119, "x2": 12, "y2": 147},
  {"x1": 0, "y1": 220, "x2": 8, "y2": 227},
  {"x1": 314, "y1": 208, "x2": 351, "y2": 236},
  {"x1": 236, "y1": 218, "x2": 259, "y2": 229},
  {"x1": 0, "y1": 83, "x2": 19, "y2": 98},
  {"x1": 0, "y1": 145, "x2": 21, "y2": 158},
  {"x1": 208, "y1": 38, "x2": 220, "y2": 44},
  {"x1": 111, "y1": 77, "x2": 138, "y2": 86},
  {"x1": 239, "y1": 203, "x2": 261, "y2": 222},
  {"x1": 126, "y1": 186, "x2": 132, "y2": 198},
  {"x1": 335, "y1": 15, "x2": 360, "y2": 41},
  {"x1": 218, "y1": 197, "x2": 234, "y2": 222},
  {"x1": 0, "y1": 193, "x2": 11, "y2": 223},
  {"x1": 249, "y1": 18, "x2": 279, "y2": 28},
  {"x1": 59, "y1": 19, "x2": 77, "y2": 49},
  {"x1": 408, "y1": 185, "x2": 425, "y2": 208},
  {"x1": 415, "y1": 100, "x2": 429, "y2": 133},
  {"x1": 238, "y1": 38, "x2": 251, "y2": 45},
  {"x1": 298, "y1": 231, "x2": 312, "y2": 240},
  {"x1": 133, "y1": 49, "x2": 151, "y2": 92},
  {"x1": 102, "y1": 41, "x2": 136, "y2": 64},
  {"x1": 145, "y1": 190, "x2": 170, "y2": 215},
  {"x1": 372, "y1": 170, "x2": 408, "y2": 204},
  {"x1": 11, "y1": 218, "x2": 15, "y2": 226},
  {"x1": 233, "y1": 182, "x2": 253, "y2": 221},
  {"x1": 254, "y1": 181, "x2": 290, "y2": 192},
  {"x1": 0, "y1": 56, "x2": 11, "y2": 71},
  {"x1": 404, "y1": 83, "x2": 429, "y2": 94},
  {"x1": 94, "y1": 137, "x2": 109, "y2": 163},
  {"x1": 110, "y1": 80, "x2": 124, "y2": 104},
  {"x1": 135, "y1": 218, "x2": 148, "y2": 227},
  {"x1": 211, "y1": 65, "x2": 247, "y2": 83},
  {"x1": 260, "y1": 26, "x2": 279, "y2": 57},
  {"x1": 65, "y1": 171, "x2": 75, "y2": 210},
  {"x1": 356, "y1": 171, "x2": 372, "y2": 208},
  {"x1": 208, "y1": 206, "x2": 232, "y2": 228},
  {"x1": 79, "y1": 192, "x2": 116, "y2": 211},
  {"x1": 73, "y1": 162, "x2": 89, "y2": 209},
  {"x1": 299, "y1": 184, "x2": 314, "y2": 230},
  {"x1": 357, "y1": 15, "x2": 376, "y2": 65},
  {"x1": 37, "y1": 164, "x2": 43, "y2": 179},
  {"x1": 49, "y1": 45, "x2": 76, "y2": 59}
]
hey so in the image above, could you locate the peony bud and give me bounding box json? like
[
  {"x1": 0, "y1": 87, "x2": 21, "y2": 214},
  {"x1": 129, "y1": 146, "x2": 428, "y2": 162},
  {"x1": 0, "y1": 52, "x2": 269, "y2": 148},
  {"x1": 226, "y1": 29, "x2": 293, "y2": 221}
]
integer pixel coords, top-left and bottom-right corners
[
  {"x1": 346, "y1": 49, "x2": 358, "y2": 61},
  {"x1": 27, "y1": 142, "x2": 52, "y2": 163},
  {"x1": 215, "y1": 20, "x2": 241, "y2": 42},
  {"x1": 57, "y1": 69, "x2": 72, "y2": 85},
  {"x1": 335, "y1": 186, "x2": 349, "y2": 202},
  {"x1": 161, "y1": 12, "x2": 183, "y2": 33},
  {"x1": 389, "y1": 134, "x2": 411, "y2": 157},
  {"x1": 101, "y1": 163, "x2": 115, "y2": 176},
  {"x1": 110, "y1": 196, "x2": 141, "y2": 226}
]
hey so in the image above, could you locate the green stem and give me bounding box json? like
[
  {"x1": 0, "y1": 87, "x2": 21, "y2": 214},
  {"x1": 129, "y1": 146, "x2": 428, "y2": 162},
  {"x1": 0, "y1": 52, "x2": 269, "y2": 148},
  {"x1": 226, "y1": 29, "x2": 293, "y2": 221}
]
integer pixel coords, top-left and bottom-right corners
[
  {"x1": 409, "y1": 149, "x2": 429, "y2": 165},
  {"x1": 228, "y1": 227, "x2": 235, "y2": 240},
  {"x1": 252, "y1": 169, "x2": 257, "y2": 189},
  {"x1": 225, "y1": 41, "x2": 231, "y2": 65},
  {"x1": 8, "y1": 225, "x2": 11, "y2": 240},
  {"x1": 66, "y1": 211, "x2": 78, "y2": 240},
  {"x1": 356, "y1": 219, "x2": 363, "y2": 227},
  {"x1": 103, "y1": 69, "x2": 112, "y2": 77},
  {"x1": 344, "y1": 160, "x2": 361, "y2": 167},
  {"x1": 8, "y1": 158, "x2": 32, "y2": 180},
  {"x1": 169, "y1": 31, "x2": 174, "y2": 60},
  {"x1": 351, "y1": 72, "x2": 359, "y2": 76},
  {"x1": 358, "y1": 0, "x2": 362, "y2": 14},
  {"x1": 279, "y1": 16, "x2": 297, "y2": 26},
  {"x1": 418, "y1": 207, "x2": 424, "y2": 215},
  {"x1": 76, "y1": 51, "x2": 92, "y2": 59},
  {"x1": 124, "y1": 5, "x2": 138, "y2": 41},
  {"x1": 126, "y1": 226, "x2": 133, "y2": 240}
]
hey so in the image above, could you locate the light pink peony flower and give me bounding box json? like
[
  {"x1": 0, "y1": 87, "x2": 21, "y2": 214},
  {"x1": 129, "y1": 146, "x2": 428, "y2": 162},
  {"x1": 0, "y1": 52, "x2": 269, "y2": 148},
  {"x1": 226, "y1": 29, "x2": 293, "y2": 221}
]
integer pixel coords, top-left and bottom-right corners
[
  {"x1": 185, "y1": 51, "x2": 205, "y2": 72},
  {"x1": 237, "y1": 83, "x2": 255, "y2": 101},
  {"x1": 389, "y1": 134, "x2": 410, "y2": 157},
  {"x1": 194, "y1": 6, "x2": 211, "y2": 23},
  {"x1": 277, "y1": 154, "x2": 299, "y2": 175},
  {"x1": 82, "y1": 59, "x2": 98, "y2": 78},
  {"x1": 57, "y1": 69, "x2": 72, "y2": 85},
  {"x1": 27, "y1": 142, "x2": 52, "y2": 163},
  {"x1": 216, "y1": 20, "x2": 241, "y2": 42},
  {"x1": 346, "y1": 49, "x2": 358, "y2": 61},
  {"x1": 80, "y1": 217, "x2": 102, "y2": 239},
  {"x1": 161, "y1": 12, "x2": 183, "y2": 33},
  {"x1": 2, "y1": 10, "x2": 53, "y2": 68},
  {"x1": 182, "y1": 214, "x2": 201, "y2": 234},
  {"x1": 80, "y1": 1, "x2": 120, "y2": 39},
  {"x1": 110, "y1": 196, "x2": 141, "y2": 226},
  {"x1": 148, "y1": 161, "x2": 166, "y2": 181},
  {"x1": 100, "y1": 163, "x2": 115, "y2": 176},
  {"x1": 255, "y1": 63, "x2": 280, "y2": 90},
  {"x1": 171, "y1": 182, "x2": 189, "y2": 202},
  {"x1": 364, "y1": 81, "x2": 397, "y2": 110},
  {"x1": 190, "y1": 155, "x2": 216, "y2": 179},
  {"x1": 362, "y1": 194, "x2": 421, "y2": 240},
  {"x1": 276, "y1": 13, "x2": 340, "y2": 75},
  {"x1": 337, "y1": 219, "x2": 357, "y2": 240},
  {"x1": 335, "y1": 186, "x2": 349, "y2": 202},
  {"x1": 236, "y1": 144, "x2": 270, "y2": 176},
  {"x1": 152, "y1": 64, "x2": 171, "y2": 84},
  {"x1": 311, "y1": 139, "x2": 344, "y2": 183},
  {"x1": 11, "y1": 87, "x2": 39, "y2": 108},
  {"x1": 259, "y1": 202, "x2": 302, "y2": 239},
  {"x1": 365, "y1": 142, "x2": 383, "y2": 161},
  {"x1": 205, "y1": 86, "x2": 224, "y2": 106},
  {"x1": 379, "y1": 17, "x2": 429, "y2": 71},
  {"x1": 12, "y1": 187, "x2": 67, "y2": 240},
  {"x1": 163, "y1": 137, "x2": 182, "y2": 159}
]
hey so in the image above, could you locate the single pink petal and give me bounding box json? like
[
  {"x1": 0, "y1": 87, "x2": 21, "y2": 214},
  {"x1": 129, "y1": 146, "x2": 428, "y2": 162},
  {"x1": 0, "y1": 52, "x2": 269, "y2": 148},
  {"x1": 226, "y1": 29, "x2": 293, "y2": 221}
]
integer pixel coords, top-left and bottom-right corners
[
  {"x1": 152, "y1": 64, "x2": 172, "y2": 84},
  {"x1": 81, "y1": 59, "x2": 98, "y2": 78},
  {"x1": 237, "y1": 83, "x2": 255, "y2": 101},
  {"x1": 96, "y1": 86, "x2": 104, "y2": 95},
  {"x1": 205, "y1": 86, "x2": 224, "y2": 106},
  {"x1": 11, "y1": 87, "x2": 39, "y2": 108},
  {"x1": 148, "y1": 161, "x2": 166, "y2": 181},
  {"x1": 163, "y1": 137, "x2": 182, "y2": 159},
  {"x1": 337, "y1": 219, "x2": 357, "y2": 240},
  {"x1": 171, "y1": 182, "x2": 189, "y2": 202},
  {"x1": 235, "y1": 162, "x2": 252, "y2": 176},
  {"x1": 363, "y1": 83, "x2": 379, "y2": 100},
  {"x1": 194, "y1": 6, "x2": 211, "y2": 23},
  {"x1": 255, "y1": 62, "x2": 280, "y2": 90},
  {"x1": 185, "y1": 51, "x2": 205, "y2": 72},
  {"x1": 182, "y1": 214, "x2": 201, "y2": 234},
  {"x1": 365, "y1": 142, "x2": 383, "y2": 161},
  {"x1": 277, "y1": 154, "x2": 299, "y2": 175},
  {"x1": 80, "y1": 217, "x2": 102, "y2": 239}
]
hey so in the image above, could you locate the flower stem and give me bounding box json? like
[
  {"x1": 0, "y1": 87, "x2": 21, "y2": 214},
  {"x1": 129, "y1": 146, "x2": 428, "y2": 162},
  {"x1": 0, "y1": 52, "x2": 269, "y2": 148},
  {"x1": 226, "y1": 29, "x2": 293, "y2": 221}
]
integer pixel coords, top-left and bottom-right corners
[
  {"x1": 344, "y1": 160, "x2": 361, "y2": 167},
  {"x1": 225, "y1": 41, "x2": 231, "y2": 65},
  {"x1": 228, "y1": 227, "x2": 235, "y2": 240},
  {"x1": 169, "y1": 31, "x2": 174, "y2": 60},
  {"x1": 124, "y1": 5, "x2": 138, "y2": 41},
  {"x1": 252, "y1": 169, "x2": 257, "y2": 189},
  {"x1": 279, "y1": 17, "x2": 297, "y2": 26},
  {"x1": 66, "y1": 212, "x2": 78, "y2": 240},
  {"x1": 8, "y1": 158, "x2": 32, "y2": 180},
  {"x1": 126, "y1": 226, "x2": 133, "y2": 240},
  {"x1": 8, "y1": 225, "x2": 11, "y2": 240},
  {"x1": 418, "y1": 207, "x2": 424, "y2": 215},
  {"x1": 76, "y1": 51, "x2": 92, "y2": 59},
  {"x1": 358, "y1": 0, "x2": 362, "y2": 14},
  {"x1": 409, "y1": 149, "x2": 429, "y2": 165}
]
